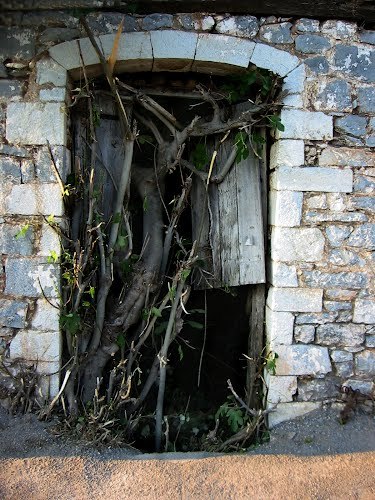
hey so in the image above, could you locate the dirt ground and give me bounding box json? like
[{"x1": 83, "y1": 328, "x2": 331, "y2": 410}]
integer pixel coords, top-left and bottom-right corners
[{"x1": 0, "y1": 405, "x2": 374, "y2": 499}]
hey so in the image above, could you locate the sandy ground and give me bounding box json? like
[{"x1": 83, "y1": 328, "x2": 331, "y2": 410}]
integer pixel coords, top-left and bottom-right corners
[{"x1": 0, "y1": 406, "x2": 374, "y2": 499}]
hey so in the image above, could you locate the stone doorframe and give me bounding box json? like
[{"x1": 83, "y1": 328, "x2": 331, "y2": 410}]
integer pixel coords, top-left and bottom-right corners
[{"x1": 6, "y1": 31, "x2": 342, "y2": 424}]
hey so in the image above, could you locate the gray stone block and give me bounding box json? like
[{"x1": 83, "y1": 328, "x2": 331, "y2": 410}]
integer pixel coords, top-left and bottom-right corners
[
  {"x1": 366, "y1": 336, "x2": 375, "y2": 348},
  {"x1": 275, "y1": 345, "x2": 331, "y2": 376},
  {"x1": 20, "y1": 160, "x2": 35, "y2": 183},
  {"x1": 267, "y1": 287, "x2": 323, "y2": 313},
  {"x1": 335, "y1": 45, "x2": 375, "y2": 82},
  {"x1": 9, "y1": 329, "x2": 61, "y2": 362},
  {"x1": 319, "y1": 147, "x2": 375, "y2": 167},
  {"x1": 304, "y1": 271, "x2": 368, "y2": 289},
  {"x1": 355, "y1": 350, "x2": 375, "y2": 377},
  {"x1": 335, "y1": 362, "x2": 354, "y2": 378},
  {"x1": 347, "y1": 224, "x2": 375, "y2": 249},
  {"x1": 84, "y1": 13, "x2": 138, "y2": 35},
  {"x1": 35, "y1": 146, "x2": 71, "y2": 183},
  {"x1": 343, "y1": 379, "x2": 374, "y2": 395},
  {"x1": 0, "y1": 80, "x2": 23, "y2": 100},
  {"x1": 6, "y1": 184, "x2": 64, "y2": 216},
  {"x1": 335, "y1": 116, "x2": 367, "y2": 137},
  {"x1": 0, "y1": 145, "x2": 29, "y2": 158},
  {"x1": 39, "y1": 88, "x2": 67, "y2": 102},
  {"x1": 294, "y1": 325, "x2": 315, "y2": 343},
  {"x1": 4, "y1": 257, "x2": 60, "y2": 298},
  {"x1": 0, "y1": 157, "x2": 21, "y2": 183},
  {"x1": 297, "y1": 377, "x2": 339, "y2": 401},
  {"x1": 268, "y1": 261, "x2": 298, "y2": 287},
  {"x1": 0, "y1": 222, "x2": 34, "y2": 255},
  {"x1": 326, "y1": 290, "x2": 357, "y2": 301},
  {"x1": 0, "y1": 27, "x2": 36, "y2": 60},
  {"x1": 250, "y1": 42, "x2": 299, "y2": 77},
  {"x1": 295, "y1": 34, "x2": 331, "y2": 54},
  {"x1": 351, "y1": 196, "x2": 375, "y2": 213},
  {"x1": 271, "y1": 167, "x2": 352, "y2": 193},
  {"x1": 321, "y1": 20, "x2": 357, "y2": 40},
  {"x1": 215, "y1": 16, "x2": 259, "y2": 38},
  {"x1": 330, "y1": 349, "x2": 353, "y2": 363},
  {"x1": 360, "y1": 31, "x2": 375, "y2": 45},
  {"x1": 178, "y1": 15, "x2": 214, "y2": 32},
  {"x1": 353, "y1": 299, "x2": 375, "y2": 324},
  {"x1": 366, "y1": 136, "x2": 375, "y2": 147},
  {"x1": 142, "y1": 14, "x2": 173, "y2": 30},
  {"x1": 39, "y1": 28, "x2": 80, "y2": 45},
  {"x1": 357, "y1": 87, "x2": 375, "y2": 113},
  {"x1": 305, "y1": 211, "x2": 368, "y2": 223},
  {"x1": 151, "y1": 31, "x2": 197, "y2": 72},
  {"x1": 354, "y1": 175, "x2": 375, "y2": 194},
  {"x1": 296, "y1": 313, "x2": 338, "y2": 325},
  {"x1": 305, "y1": 56, "x2": 329, "y2": 74},
  {"x1": 315, "y1": 80, "x2": 352, "y2": 112},
  {"x1": 325, "y1": 225, "x2": 352, "y2": 248},
  {"x1": 295, "y1": 18, "x2": 320, "y2": 33},
  {"x1": 324, "y1": 301, "x2": 352, "y2": 312},
  {"x1": 0, "y1": 299, "x2": 28, "y2": 328},
  {"x1": 271, "y1": 227, "x2": 325, "y2": 262},
  {"x1": 6, "y1": 102, "x2": 67, "y2": 146},
  {"x1": 36, "y1": 58, "x2": 67, "y2": 87},
  {"x1": 316, "y1": 324, "x2": 366, "y2": 347},
  {"x1": 259, "y1": 23, "x2": 293, "y2": 44},
  {"x1": 328, "y1": 249, "x2": 360, "y2": 266}
]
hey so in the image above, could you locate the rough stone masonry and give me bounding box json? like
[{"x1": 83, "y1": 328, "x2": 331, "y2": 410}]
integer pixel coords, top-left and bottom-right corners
[{"x1": 0, "y1": 8, "x2": 374, "y2": 425}]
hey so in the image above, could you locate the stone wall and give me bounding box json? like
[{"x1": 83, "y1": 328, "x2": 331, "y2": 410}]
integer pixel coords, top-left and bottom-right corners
[{"x1": 0, "y1": 11, "x2": 374, "y2": 422}]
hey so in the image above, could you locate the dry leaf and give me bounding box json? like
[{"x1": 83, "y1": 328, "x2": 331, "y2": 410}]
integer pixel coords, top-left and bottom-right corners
[{"x1": 107, "y1": 19, "x2": 124, "y2": 76}]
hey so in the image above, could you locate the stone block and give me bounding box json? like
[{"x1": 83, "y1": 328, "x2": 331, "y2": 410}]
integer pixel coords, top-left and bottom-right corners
[
  {"x1": 269, "y1": 139, "x2": 304, "y2": 169},
  {"x1": 319, "y1": 147, "x2": 375, "y2": 167},
  {"x1": 357, "y1": 87, "x2": 375, "y2": 113},
  {"x1": 328, "y1": 249, "x2": 360, "y2": 266},
  {"x1": 335, "y1": 45, "x2": 375, "y2": 82},
  {"x1": 266, "y1": 375, "x2": 297, "y2": 404},
  {"x1": 295, "y1": 19, "x2": 320, "y2": 33},
  {"x1": 275, "y1": 345, "x2": 332, "y2": 376},
  {"x1": 9, "y1": 329, "x2": 61, "y2": 362},
  {"x1": 347, "y1": 224, "x2": 375, "y2": 250},
  {"x1": 315, "y1": 80, "x2": 352, "y2": 112},
  {"x1": 353, "y1": 299, "x2": 375, "y2": 324},
  {"x1": 0, "y1": 299, "x2": 28, "y2": 329},
  {"x1": 325, "y1": 225, "x2": 352, "y2": 248},
  {"x1": 271, "y1": 166, "x2": 353, "y2": 193},
  {"x1": 6, "y1": 184, "x2": 64, "y2": 216},
  {"x1": 35, "y1": 146, "x2": 71, "y2": 183},
  {"x1": 151, "y1": 31, "x2": 197, "y2": 72},
  {"x1": 360, "y1": 31, "x2": 375, "y2": 45},
  {"x1": 4, "y1": 258, "x2": 60, "y2": 298},
  {"x1": 296, "y1": 312, "x2": 338, "y2": 325},
  {"x1": 330, "y1": 350, "x2": 353, "y2": 363},
  {"x1": 268, "y1": 261, "x2": 298, "y2": 287},
  {"x1": 39, "y1": 88, "x2": 67, "y2": 102},
  {"x1": 354, "y1": 175, "x2": 375, "y2": 194},
  {"x1": 0, "y1": 222, "x2": 34, "y2": 255},
  {"x1": 178, "y1": 15, "x2": 215, "y2": 32},
  {"x1": 295, "y1": 35, "x2": 331, "y2": 54},
  {"x1": 37, "y1": 361, "x2": 60, "y2": 399},
  {"x1": 266, "y1": 307, "x2": 294, "y2": 346},
  {"x1": 298, "y1": 377, "x2": 339, "y2": 401},
  {"x1": 324, "y1": 301, "x2": 352, "y2": 313},
  {"x1": 366, "y1": 336, "x2": 375, "y2": 348},
  {"x1": 327, "y1": 193, "x2": 347, "y2": 211},
  {"x1": 36, "y1": 58, "x2": 68, "y2": 87},
  {"x1": 215, "y1": 16, "x2": 259, "y2": 38},
  {"x1": 336, "y1": 363, "x2": 354, "y2": 377},
  {"x1": 193, "y1": 34, "x2": 254, "y2": 75},
  {"x1": 282, "y1": 64, "x2": 305, "y2": 95},
  {"x1": 277, "y1": 110, "x2": 333, "y2": 140},
  {"x1": 305, "y1": 56, "x2": 329, "y2": 74},
  {"x1": 316, "y1": 324, "x2": 366, "y2": 347},
  {"x1": 304, "y1": 271, "x2": 368, "y2": 289},
  {"x1": 142, "y1": 14, "x2": 173, "y2": 30},
  {"x1": 335, "y1": 116, "x2": 367, "y2": 137},
  {"x1": 114, "y1": 32, "x2": 153, "y2": 73},
  {"x1": 84, "y1": 12, "x2": 138, "y2": 35},
  {"x1": 21, "y1": 160, "x2": 35, "y2": 183},
  {"x1": 6, "y1": 102, "x2": 67, "y2": 146},
  {"x1": 295, "y1": 325, "x2": 315, "y2": 344},
  {"x1": 271, "y1": 227, "x2": 325, "y2": 262},
  {"x1": 269, "y1": 190, "x2": 303, "y2": 227},
  {"x1": 0, "y1": 145, "x2": 29, "y2": 158},
  {"x1": 31, "y1": 299, "x2": 60, "y2": 331},
  {"x1": 304, "y1": 211, "x2": 367, "y2": 223},
  {"x1": 326, "y1": 289, "x2": 357, "y2": 301},
  {"x1": 321, "y1": 20, "x2": 357, "y2": 40},
  {"x1": 342, "y1": 379, "x2": 374, "y2": 395},
  {"x1": 259, "y1": 23, "x2": 293, "y2": 44},
  {"x1": 0, "y1": 27, "x2": 36, "y2": 60},
  {"x1": 49, "y1": 37, "x2": 98, "y2": 70},
  {"x1": 306, "y1": 194, "x2": 327, "y2": 209},
  {"x1": 39, "y1": 28, "x2": 80, "y2": 45},
  {"x1": 268, "y1": 402, "x2": 321, "y2": 427},
  {"x1": 267, "y1": 287, "x2": 323, "y2": 313},
  {"x1": 249, "y1": 43, "x2": 299, "y2": 77},
  {"x1": 0, "y1": 157, "x2": 22, "y2": 184},
  {"x1": 0, "y1": 80, "x2": 23, "y2": 100},
  {"x1": 355, "y1": 351, "x2": 375, "y2": 377},
  {"x1": 38, "y1": 224, "x2": 61, "y2": 257}
]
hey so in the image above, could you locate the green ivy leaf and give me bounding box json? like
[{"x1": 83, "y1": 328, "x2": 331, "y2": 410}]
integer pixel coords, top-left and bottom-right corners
[
  {"x1": 186, "y1": 320, "x2": 204, "y2": 330},
  {"x1": 61, "y1": 312, "x2": 81, "y2": 336},
  {"x1": 151, "y1": 306, "x2": 162, "y2": 318},
  {"x1": 15, "y1": 224, "x2": 30, "y2": 240},
  {"x1": 178, "y1": 345, "x2": 184, "y2": 361}
]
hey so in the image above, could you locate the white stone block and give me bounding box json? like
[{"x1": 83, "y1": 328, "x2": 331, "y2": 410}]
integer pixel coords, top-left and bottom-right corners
[
  {"x1": 193, "y1": 34, "x2": 254, "y2": 74},
  {"x1": 275, "y1": 345, "x2": 332, "y2": 376},
  {"x1": 38, "y1": 224, "x2": 61, "y2": 257},
  {"x1": 306, "y1": 194, "x2": 327, "y2": 209},
  {"x1": 31, "y1": 299, "x2": 60, "y2": 331},
  {"x1": 282, "y1": 64, "x2": 306, "y2": 94},
  {"x1": 6, "y1": 102, "x2": 67, "y2": 146},
  {"x1": 6, "y1": 184, "x2": 64, "y2": 216},
  {"x1": 269, "y1": 190, "x2": 303, "y2": 227},
  {"x1": 268, "y1": 402, "x2": 321, "y2": 427},
  {"x1": 266, "y1": 375, "x2": 297, "y2": 404},
  {"x1": 277, "y1": 109, "x2": 333, "y2": 140},
  {"x1": 36, "y1": 58, "x2": 67, "y2": 87},
  {"x1": 114, "y1": 32, "x2": 153, "y2": 72},
  {"x1": 39, "y1": 87, "x2": 67, "y2": 102},
  {"x1": 250, "y1": 43, "x2": 299, "y2": 77},
  {"x1": 267, "y1": 287, "x2": 323, "y2": 312},
  {"x1": 37, "y1": 360, "x2": 60, "y2": 398},
  {"x1": 271, "y1": 227, "x2": 325, "y2": 262},
  {"x1": 270, "y1": 139, "x2": 305, "y2": 169},
  {"x1": 9, "y1": 330, "x2": 61, "y2": 362},
  {"x1": 281, "y1": 93, "x2": 304, "y2": 108},
  {"x1": 271, "y1": 166, "x2": 353, "y2": 193},
  {"x1": 266, "y1": 307, "x2": 295, "y2": 347},
  {"x1": 353, "y1": 299, "x2": 375, "y2": 324},
  {"x1": 151, "y1": 31, "x2": 197, "y2": 72},
  {"x1": 49, "y1": 37, "x2": 98, "y2": 70},
  {"x1": 268, "y1": 261, "x2": 298, "y2": 287}
]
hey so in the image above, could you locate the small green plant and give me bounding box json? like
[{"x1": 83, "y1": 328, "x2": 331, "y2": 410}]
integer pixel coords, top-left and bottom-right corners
[
  {"x1": 265, "y1": 351, "x2": 279, "y2": 375},
  {"x1": 14, "y1": 224, "x2": 30, "y2": 239},
  {"x1": 215, "y1": 396, "x2": 249, "y2": 433}
]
